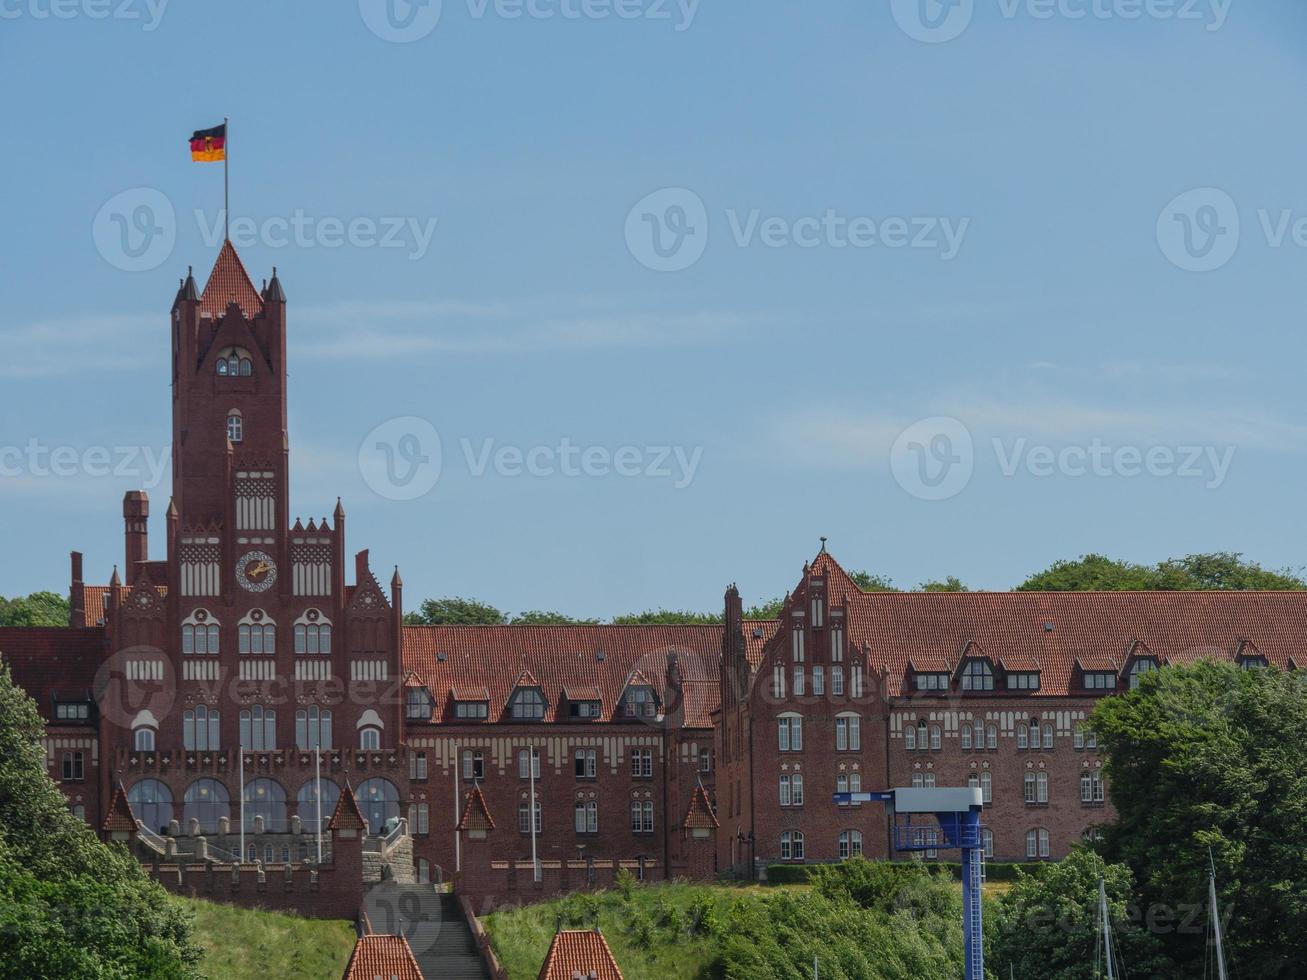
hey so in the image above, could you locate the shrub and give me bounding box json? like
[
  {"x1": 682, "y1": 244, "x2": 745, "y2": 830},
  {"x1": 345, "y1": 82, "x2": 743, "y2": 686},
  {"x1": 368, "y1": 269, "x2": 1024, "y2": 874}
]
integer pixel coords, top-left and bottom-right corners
[
  {"x1": 765, "y1": 864, "x2": 815, "y2": 885},
  {"x1": 614, "y1": 867, "x2": 637, "y2": 901},
  {"x1": 686, "y1": 894, "x2": 719, "y2": 937}
]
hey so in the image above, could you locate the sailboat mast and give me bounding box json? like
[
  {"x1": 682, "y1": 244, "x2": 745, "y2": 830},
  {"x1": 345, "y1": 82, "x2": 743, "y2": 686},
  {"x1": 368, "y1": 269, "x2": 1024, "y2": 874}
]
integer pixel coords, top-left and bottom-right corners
[
  {"x1": 1209, "y1": 855, "x2": 1229, "y2": 980},
  {"x1": 1099, "y1": 878, "x2": 1116, "y2": 980}
]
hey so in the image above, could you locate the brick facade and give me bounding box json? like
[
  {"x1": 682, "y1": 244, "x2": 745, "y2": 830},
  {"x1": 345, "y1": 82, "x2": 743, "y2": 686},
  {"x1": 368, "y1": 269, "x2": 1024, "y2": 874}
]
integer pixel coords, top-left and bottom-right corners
[{"x1": 1, "y1": 241, "x2": 1300, "y2": 914}]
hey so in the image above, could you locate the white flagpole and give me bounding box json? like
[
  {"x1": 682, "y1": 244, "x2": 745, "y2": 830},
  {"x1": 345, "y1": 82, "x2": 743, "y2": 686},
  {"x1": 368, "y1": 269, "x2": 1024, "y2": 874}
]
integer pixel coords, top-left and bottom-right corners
[
  {"x1": 315, "y1": 748, "x2": 323, "y2": 864},
  {"x1": 223, "y1": 116, "x2": 230, "y2": 242},
  {"x1": 530, "y1": 747, "x2": 540, "y2": 883},
  {"x1": 238, "y1": 743, "x2": 245, "y2": 861}
]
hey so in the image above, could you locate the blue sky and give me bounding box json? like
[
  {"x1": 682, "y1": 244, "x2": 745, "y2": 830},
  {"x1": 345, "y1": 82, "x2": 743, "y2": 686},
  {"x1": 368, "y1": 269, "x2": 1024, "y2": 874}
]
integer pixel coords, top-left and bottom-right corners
[{"x1": 2, "y1": 0, "x2": 1306, "y2": 615}]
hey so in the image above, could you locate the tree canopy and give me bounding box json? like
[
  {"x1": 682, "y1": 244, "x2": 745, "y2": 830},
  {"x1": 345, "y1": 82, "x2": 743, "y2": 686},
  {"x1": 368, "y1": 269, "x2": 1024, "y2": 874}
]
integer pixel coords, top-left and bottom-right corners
[
  {"x1": 1016, "y1": 552, "x2": 1305, "y2": 592},
  {"x1": 0, "y1": 662, "x2": 201, "y2": 978},
  {"x1": 989, "y1": 849, "x2": 1171, "y2": 979},
  {"x1": 1090, "y1": 660, "x2": 1307, "y2": 977},
  {"x1": 0, "y1": 591, "x2": 69, "y2": 627}
]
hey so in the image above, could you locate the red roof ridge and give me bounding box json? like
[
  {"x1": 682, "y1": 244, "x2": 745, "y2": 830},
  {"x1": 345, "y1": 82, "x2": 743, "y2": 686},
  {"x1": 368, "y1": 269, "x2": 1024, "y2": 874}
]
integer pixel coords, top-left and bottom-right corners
[
  {"x1": 199, "y1": 240, "x2": 263, "y2": 318},
  {"x1": 538, "y1": 928, "x2": 624, "y2": 980},
  {"x1": 683, "y1": 782, "x2": 718, "y2": 830},
  {"x1": 328, "y1": 782, "x2": 368, "y2": 833},
  {"x1": 343, "y1": 934, "x2": 424, "y2": 980},
  {"x1": 102, "y1": 781, "x2": 139, "y2": 834},
  {"x1": 458, "y1": 784, "x2": 495, "y2": 832}
]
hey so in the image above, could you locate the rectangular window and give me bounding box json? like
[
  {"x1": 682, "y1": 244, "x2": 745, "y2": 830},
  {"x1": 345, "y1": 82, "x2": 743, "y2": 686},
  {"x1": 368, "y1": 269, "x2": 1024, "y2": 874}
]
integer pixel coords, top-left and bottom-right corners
[
  {"x1": 455, "y1": 701, "x2": 489, "y2": 720},
  {"x1": 518, "y1": 801, "x2": 542, "y2": 835},
  {"x1": 831, "y1": 628, "x2": 843, "y2": 662},
  {"x1": 1084, "y1": 671, "x2": 1116, "y2": 690},
  {"x1": 61, "y1": 751, "x2": 84, "y2": 781},
  {"x1": 773, "y1": 665, "x2": 786, "y2": 700},
  {"x1": 793, "y1": 667, "x2": 805, "y2": 697},
  {"x1": 415, "y1": 803, "x2": 429, "y2": 835},
  {"x1": 575, "y1": 749, "x2": 597, "y2": 779},
  {"x1": 778, "y1": 716, "x2": 802, "y2": 752},
  {"x1": 836, "y1": 716, "x2": 860, "y2": 751},
  {"x1": 851, "y1": 666, "x2": 864, "y2": 698},
  {"x1": 699, "y1": 750, "x2": 712, "y2": 774},
  {"x1": 1007, "y1": 672, "x2": 1041, "y2": 691},
  {"x1": 779, "y1": 775, "x2": 790, "y2": 807},
  {"x1": 518, "y1": 748, "x2": 541, "y2": 780},
  {"x1": 630, "y1": 748, "x2": 653, "y2": 778},
  {"x1": 810, "y1": 596, "x2": 824, "y2": 627},
  {"x1": 792, "y1": 627, "x2": 805, "y2": 662},
  {"x1": 832, "y1": 667, "x2": 844, "y2": 697},
  {"x1": 409, "y1": 752, "x2": 428, "y2": 781},
  {"x1": 812, "y1": 666, "x2": 825, "y2": 696},
  {"x1": 463, "y1": 750, "x2": 485, "y2": 781}
]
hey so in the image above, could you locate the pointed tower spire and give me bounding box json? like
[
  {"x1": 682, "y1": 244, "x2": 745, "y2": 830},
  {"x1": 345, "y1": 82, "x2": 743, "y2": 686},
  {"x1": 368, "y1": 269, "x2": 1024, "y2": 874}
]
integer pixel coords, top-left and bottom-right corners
[
  {"x1": 199, "y1": 240, "x2": 263, "y2": 318},
  {"x1": 181, "y1": 265, "x2": 199, "y2": 302},
  {"x1": 265, "y1": 265, "x2": 286, "y2": 303}
]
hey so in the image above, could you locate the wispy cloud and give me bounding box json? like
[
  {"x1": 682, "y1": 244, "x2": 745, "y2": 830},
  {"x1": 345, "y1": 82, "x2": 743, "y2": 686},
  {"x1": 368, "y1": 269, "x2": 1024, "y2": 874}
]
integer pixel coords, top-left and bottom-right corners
[{"x1": 0, "y1": 314, "x2": 159, "y2": 378}]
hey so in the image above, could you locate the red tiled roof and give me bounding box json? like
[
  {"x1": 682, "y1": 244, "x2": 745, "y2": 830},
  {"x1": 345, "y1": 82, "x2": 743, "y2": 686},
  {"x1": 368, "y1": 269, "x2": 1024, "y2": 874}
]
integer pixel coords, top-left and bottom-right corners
[
  {"x1": 199, "y1": 240, "x2": 263, "y2": 319},
  {"x1": 1074, "y1": 654, "x2": 1119, "y2": 673},
  {"x1": 906, "y1": 655, "x2": 952, "y2": 674},
  {"x1": 402, "y1": 625, "x2": 730, "y2": 728},
  {"x1": 458, "y1": 784, "x2": 495, "y2": 832},
  {"x1": 102, "y1": 781, "x2": 139, "y2": 834},
  {"x1": 80, "y1": 585, "x2": 167, "y2": 627},
  {"x1": 997, "y1": 654, "x2": 1040, "y2": 672},
  {"x1": 343, "y1": 934, "x2": 424, "y2": 980},
  {"x1": 744, "y1": 620, "x2": 778, "y2": 669},
  {"x1": 804, "y1": 550, "x2": 1307, "y2": 697},
  {"x1": 451, "y1": 686, "x2": 489, "y2": 702},
  {"x1": 0, "y1": 628, "x2": 105, "y2": 717},
  {"x1": 329, "y1": 783, "x2": 368, "y2": 832},
  {"x1": 684, "y1": 783, "x2": 718, "y2": 830},
  {"x1": 538, "y1": 930, "x2": 623, "y2": 980},
  {"x1": 562, "y1": 685, "x2": 602, "y2": 702}
]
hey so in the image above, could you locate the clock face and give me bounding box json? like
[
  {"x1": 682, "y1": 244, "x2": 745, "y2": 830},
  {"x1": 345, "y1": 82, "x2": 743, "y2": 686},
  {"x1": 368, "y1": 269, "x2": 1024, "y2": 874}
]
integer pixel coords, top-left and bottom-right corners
[{"x1": 236, "y1": 551, "x2": 277, "y2": 593}]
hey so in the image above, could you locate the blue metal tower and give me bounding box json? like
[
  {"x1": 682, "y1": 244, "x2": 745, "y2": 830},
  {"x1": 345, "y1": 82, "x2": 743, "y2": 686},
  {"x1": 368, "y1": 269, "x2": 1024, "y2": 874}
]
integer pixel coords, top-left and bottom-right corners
[{"x1": 832, "y1": 786, "x2": 986, "y2": 980}]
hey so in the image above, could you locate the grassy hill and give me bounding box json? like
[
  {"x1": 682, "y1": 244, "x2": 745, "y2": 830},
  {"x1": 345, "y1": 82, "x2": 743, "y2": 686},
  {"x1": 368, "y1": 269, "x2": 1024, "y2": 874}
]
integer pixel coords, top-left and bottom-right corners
[{"x1": 182, "y1": 898, "x2": 356, "y2": 980}]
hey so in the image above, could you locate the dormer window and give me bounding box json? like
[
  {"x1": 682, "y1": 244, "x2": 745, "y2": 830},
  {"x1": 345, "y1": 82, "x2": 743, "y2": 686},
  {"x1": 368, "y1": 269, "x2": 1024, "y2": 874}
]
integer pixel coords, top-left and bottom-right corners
[
  {"x1": 53, "y1": 700, "x2": 92, "y2": 723},
  {"x1": 1083, "y1": 671, "x2": 1117, "y2": 691},
  {"x1": 569, "y1": 700, "x2": 601, "y2": 720},
  {"x1": 226, "y1": 410, "x2": 243, "y2": 443},
  {"x1": 1006, "y1": 671, "x2": 1041, "y2": 691},
  {"x1": 406, "y1": 687, "x2": 434, "y2": 721},
  {"x1": 1239, "y1": 655, "x2": 1268, "y2": 670},
  {"x1": 623, "y1": 686, "x2": 657, "y2": 720},
  {"x1": 1127, "y1": 657, "x2": 1158, "y2": 690},
  {"x1": 215, "y1": 346, "x2": 253, "y2": 377},
  {"x1": 914, "y1": 672, "x2": 949, "y2": 692},
  {"x1": 960, "y1": 659, "x2": 994, "y2": 691},
  {"x1": 509, "y1": 687, "x2": 547, "y2": 721}
]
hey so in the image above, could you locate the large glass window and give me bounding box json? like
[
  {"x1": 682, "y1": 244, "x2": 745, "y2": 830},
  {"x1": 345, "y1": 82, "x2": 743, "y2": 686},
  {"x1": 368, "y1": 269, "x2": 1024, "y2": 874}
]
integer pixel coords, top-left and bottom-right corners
[
  {"x1": 297, "y1": 779, "x2": 340, "y2": 832},
  {"x1": 239, "y1": 705, "x2": 276, "y2": 750},
  {"x1": 960, "y1": 660, "x2": 994, "y2": 691},
  {"x1": 294, "y1": 706, "x2": 332, "y2": 750},
  {"x1": 183, "y1": 779, "x2": 230, "y2": 835},
  {"x1": 406, "y1": 688, "x2": 433, "y2": 721},
  {"x1": 184, "y1": 706, "x2": 220, "y2": 751},
  {"x1": 510, "y1": 688, "x2": 546, "y2": 720},
  {"x1": 778, "y1": 715, "x2": 803, "y2": 752},
  {"x1": 243, "y1": 778, "x2": 287, "y2": 832},
  {"x1": 129, "y1": 779, "x2": 173, "y2": 834},
  {"x1": 357, "y1": 778, "x2": 401, "y2": 835}
]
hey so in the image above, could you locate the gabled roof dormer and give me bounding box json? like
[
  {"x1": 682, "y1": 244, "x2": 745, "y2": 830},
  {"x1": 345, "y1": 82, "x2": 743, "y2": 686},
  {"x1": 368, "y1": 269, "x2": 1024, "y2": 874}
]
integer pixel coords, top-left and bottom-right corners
[
  {"x1": 1123, "y1": 640, "x2": 1163, "y2": 689},
  {"x1": 507, "y1": 669, "x2": 547, "y2": 721},
  {"x1": 620, "y1": 669, "x2": 659, "y2": 721},
  {"x1": 1235, "y1": 639, "x2": 1269, "y2": 669},
  {"x1": 458, "y1": 784, "x2": 495, "y2": 839},
  {"x1": 956, "y1": 641, "x2": 995, "y2": 692}
]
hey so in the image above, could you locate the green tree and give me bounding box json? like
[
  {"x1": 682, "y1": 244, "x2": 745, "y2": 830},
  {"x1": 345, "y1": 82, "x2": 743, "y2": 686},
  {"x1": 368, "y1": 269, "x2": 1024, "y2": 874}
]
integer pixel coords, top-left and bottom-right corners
[
  {"x1": 1017, "y1": 552, "x2": 1305, "y2": 591},
  {"x1": 0, "y1": 591, "x2": 70, "y2": 627},
  {"x1": 990, "y1": 849, "x2": 1172, "y2": 979},
  {"x1": 508, "y1": 610, "x2": 600, "y2": 625},
  {"x1": 610, "y1": 609, "x2": 722, "y2": 626},
  {"x1": 743, "y1": 598, "x2": 784, "y2": 620},
  {"x1": 402, "y1": 597, "x2": 506, "y2": 625},
  {"x1": 849, "y1": 571, "x2": 900, "y2": 592},
  {"x1": 0, "y1": 662, "x2": 201, "y2": 978},
  {"x1": 919, "y1": 577, "x2": 969, "y2": 593},
  {"x1": 1091, "y1": 661, "x2": 1307, "y2": 977}
]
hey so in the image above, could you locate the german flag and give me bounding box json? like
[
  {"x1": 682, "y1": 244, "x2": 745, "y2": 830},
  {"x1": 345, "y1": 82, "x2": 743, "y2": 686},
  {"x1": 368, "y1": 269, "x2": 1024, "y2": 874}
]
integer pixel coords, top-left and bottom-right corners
[{"x1": 190, "y1": 123, "x2": 226, "y2": 162}]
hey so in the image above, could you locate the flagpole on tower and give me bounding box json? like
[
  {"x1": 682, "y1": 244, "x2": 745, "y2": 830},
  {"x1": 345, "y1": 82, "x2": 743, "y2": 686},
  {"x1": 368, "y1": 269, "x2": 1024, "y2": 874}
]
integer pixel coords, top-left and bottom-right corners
[{"x1": 223, "y1": 116, "x2": 230, "y2": 242}]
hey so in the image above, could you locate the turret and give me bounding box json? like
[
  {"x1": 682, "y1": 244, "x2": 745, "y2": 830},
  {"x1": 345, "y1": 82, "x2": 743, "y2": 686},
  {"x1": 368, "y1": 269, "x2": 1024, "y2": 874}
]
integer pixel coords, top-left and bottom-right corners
[{"x1": 69, "y1": 551, "x2": 85, "y2": 628}]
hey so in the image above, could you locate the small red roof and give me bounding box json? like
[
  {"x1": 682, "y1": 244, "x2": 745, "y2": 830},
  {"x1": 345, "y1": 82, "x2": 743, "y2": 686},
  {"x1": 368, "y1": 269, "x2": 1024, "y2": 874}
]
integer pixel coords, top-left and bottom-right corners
[
  {"x1": 199, "y1": 240, "x2": 263, "y2": 318},
  {"x1": 328, "y1": 783, "x2": 368, "y2": 833},
  {"x1": 538, "y1": 930, "x2": 624, "y2": 980},
  {"x1": 342, "y1": 934, "x2": 424, "y2": 980},
  {"x1": 457, "y1": 784, "x2": 495, "y2": 833},
  {"x1": 683, "y1": 783, "x2": 719, "y2": 831},
  {"x1": 102, "y1": 781, "x2": 139, "y2": 834}
]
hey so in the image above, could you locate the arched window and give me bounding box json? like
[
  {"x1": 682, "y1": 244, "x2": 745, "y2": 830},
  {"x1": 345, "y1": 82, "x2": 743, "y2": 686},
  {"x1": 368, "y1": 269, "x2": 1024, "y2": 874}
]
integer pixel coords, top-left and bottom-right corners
[
  {"x1": 518, "y1": 748, "x2": 541, "y2": 780},
  {"x1": 980, "y1": 771, "x2": 993, "y2": 804},
  {"x1": 1026, "y1": 827, "x2": 1050, "y2": 858},
  {"x1": 295, "y1": 706, "x2": 332, "y2": 750},
  {"x1": 183, "y1": 779, "x2": 230, "y2": 835},
  {"x1": 509, "y1": 687, "x2": 547, "y2": 721},
  {"x1": 215, "y1": 346, "x2": 253, "y2": 377},
  {"x1": 835, "y1": 713, "x2": 860, "y2": 751},
  {"x1": 1128, "y1": 657, "x2": 1158, "y2": 689},
  {"x1": 1042, "y1": 723, "x2": 1054, "y2": 747},
  {"x1": 982, "y1": 828, "x2": 994, "y2": 859},
  {"x1": 182, "y1": 611, "x2": 220, "y2": 656},
  {"x1": 929, "y1": 725, "x2": 941, "y2": 750},
  {"x1": 1029, "y1": 722, "x2": 1041, "y2": 750},
  {"x1": 574, "y1": 799, "x2": 599, "y2": 834},
  {"x1": 904, "y1": 724, "x2": 917, "y2": 751},
  {"x1": 296, "y1": 779, "x2": 340, "y2": 832},
  {"x1": 294, "y1": 611, "x2": 333, "y2": 655},
  {"x1": 239, "y1": 705, "x2": 276, "y2": 750},
  {"x1": 778, "y1": 713, "x2": 803, "y2": 752},
  {"x1": 184, "y1": 705, "x2": 220, "y2": 751},
  {"x1": 961, "y1": 660, "x2": 994, "y2": 691},
  {"x1": 357, "y1": 778, "x2": 401, "y2": 835},
  {"x1": 243, "y1": 778, "x2": 287, "y2": 833},
  {"x1": 780, "y1": 830, "x2": 805, "y2": 861},
  {"x1": 1017, "y1": 724, "x2": 1029, "y2": 750},
  {"x1": 134, "y1": 726, "x2": 156, "y2": 751},
  {"x1": 359, "y1": 727, "x2": 381, "y2": 751},
  {"x1": 838, "y1": 830, "x2": 862, "y2": 860},
  {"x1": 226, "y1": 410, "x2": 243, "y2": 444},
  {"x1": 961, "y1": 723, "x2": 972, "y2": 750},
  {"x1": 129, "y1": 779, "x2": 174, "y2": 834},
  {"x1": 986, "y1": 724, "x2": 998, "y2": 749},
  {"x1": 238, "y1": 612, "x2": 277, "y2": 656},
  {"x1": 629, "y1": 800, "x2": 654, "y2": 834}
]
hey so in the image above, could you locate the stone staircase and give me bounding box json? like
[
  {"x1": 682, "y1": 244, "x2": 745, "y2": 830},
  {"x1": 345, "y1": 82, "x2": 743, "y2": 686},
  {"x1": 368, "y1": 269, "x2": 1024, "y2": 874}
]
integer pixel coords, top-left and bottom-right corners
[{"x1": 362, "y1": 884, "x2": 490, "y2": 979}]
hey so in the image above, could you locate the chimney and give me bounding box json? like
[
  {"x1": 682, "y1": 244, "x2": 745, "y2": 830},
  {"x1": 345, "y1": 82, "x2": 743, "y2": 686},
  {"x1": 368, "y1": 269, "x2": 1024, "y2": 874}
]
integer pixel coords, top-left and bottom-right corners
[
  {"x1": 122, "y1": 491, "x2": 149, "y2": 586},
  {"x1": 69, "y1": 551, "x2": 85, "y2": 628}
]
